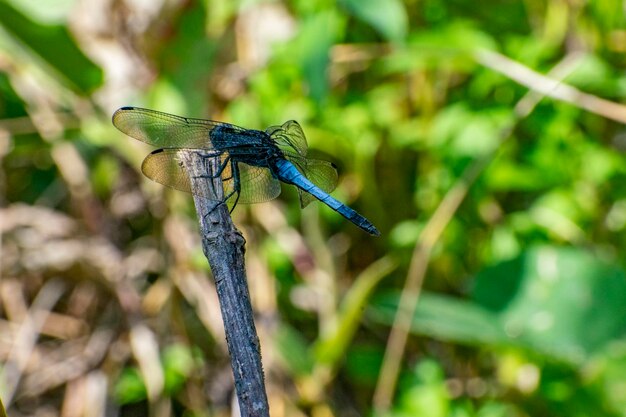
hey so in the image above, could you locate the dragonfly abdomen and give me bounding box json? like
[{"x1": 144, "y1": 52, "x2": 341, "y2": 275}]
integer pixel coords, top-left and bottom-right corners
[{"x1": 273, "y1": 159, "x2": 380, "y2": 236}]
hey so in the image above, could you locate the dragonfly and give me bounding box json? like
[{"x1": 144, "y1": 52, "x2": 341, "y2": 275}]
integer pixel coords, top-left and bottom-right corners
[{"x1": 112, "y1": 107, "x2": 380, "y2": 236}]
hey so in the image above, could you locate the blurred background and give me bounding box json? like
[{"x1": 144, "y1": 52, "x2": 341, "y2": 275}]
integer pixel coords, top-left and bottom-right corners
[{"x1": 2, "y1": 0, "x2": 626, "y2": 416}]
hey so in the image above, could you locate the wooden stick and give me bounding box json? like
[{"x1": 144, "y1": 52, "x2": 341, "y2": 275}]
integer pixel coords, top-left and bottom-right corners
[{"x1": 182, "y1": 151, "x2": 269, "y2": 417}]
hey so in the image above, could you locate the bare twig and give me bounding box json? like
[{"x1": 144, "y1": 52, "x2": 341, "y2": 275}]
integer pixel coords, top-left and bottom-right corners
[
  {"x1": 372, "y1": 51, "x2": 587, "y2": 413},
  {"x1": 474, "y1": 49, "x2": 626, "y2": 124},
  {"x1": 182, "y1": 151, "x2": 269, "y2": 417}
]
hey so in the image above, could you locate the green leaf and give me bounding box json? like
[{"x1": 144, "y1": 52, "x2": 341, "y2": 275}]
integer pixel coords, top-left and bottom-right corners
[
  {"x1": 287, "y1": 10, "x2": 343, "y2": 102},
  {"x1": 382, "y1": 22, "x2": 496, "y2": 74},
  {"x1": 370, "y1": 292, "x2": 508, "y2": 346},
  {"x1": 114, "y1": 367, "x2": 147, "y2": 405},
  {"x1": 430, "y1": 103, "x2": 510, "y2": 157},
  {"x1": 273, "y1": 323, "x2": 315, "y2": 376},
  {"x1": 314, "y1": 256, "x2": 396, "y2": 366},
  {"x1": 344, "y1": 344, "x2": 384, "y2": 385},
  {"x1": 3, "y1": 0, "x2": 75, "y2": 24},
  {"x1": 485, "y1": 160, "x2": 556, "y2": 191},
  {"x1": 562, "y1": 53, "x2": 616, "y2": 94},
  {"x1": 370, "y1": 246, "x2": 626, "y2": 363},
  {"x1": 473, "y1": 246, "x2": 626, "y2": 361},
  {"x1": 396, "y1": 360, "x2": 450, "y2": 417},
  {"x1": 156, "y1": 1, "x2": 217, "y2": 116},
  {"x1": 0, "y1": 1, "x2": 103, "y2": 93},
  {"x1": 162, "y1": 344, "x2": 195, "y2": 395},
  {"x1": 340, "y1": 0, "x2": 408, "y2": 43}
]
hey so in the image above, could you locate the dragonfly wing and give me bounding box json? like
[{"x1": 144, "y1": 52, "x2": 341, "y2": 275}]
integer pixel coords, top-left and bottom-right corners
[
  {"x1": 286, "y1": 155, "x2": 338, "y2": 208},
  {"x1": 141, "y1": 148, "x2": 226, "y2": 201},
  {"x1": 266, "y1": 120, "x2": 308, "y2": 157},
  {"x1": 234, "y1": 163, "x2": 281, "y2": 204},
  {"x1": 113, "y1": 106, "x2": 244, "y2": 149}
]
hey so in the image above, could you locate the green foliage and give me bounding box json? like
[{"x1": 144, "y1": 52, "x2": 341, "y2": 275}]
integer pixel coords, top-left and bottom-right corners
[
  {"x1": 3, "y1": 0, "x2": 626, "y2": 416},
  {"x1": 372, "y1": 246, "x2": 626, "y2": 361},
  {"x1": 0, "y1": 1, "x2": 102, "y2": 93},
  {"x1": 340, "y1": 0, "x2": 408, "y2": 43},
  {"x1": 114, "y1": 344, "x2": 197, "y2": 405},
  {"x1": 115, "y1": 367, "x2": 147, "y2": 405},
  {"x1": 371, "y1": 246, "x2": 626, "y2": 416}
]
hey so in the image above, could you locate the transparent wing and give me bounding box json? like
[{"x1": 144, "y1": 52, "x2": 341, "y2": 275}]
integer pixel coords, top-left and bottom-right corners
[
  {"x1": 113, "y1": 106, "x2": 246, "y2": 149},
  {"x1": 286, "y1": 154, "x2": 339, "y2": 208},
  {"x1": 141, "y1": 148, "x2": 227, "y2": 201},
  {"x1": 140, "y1": 148, "x2": 281, "y2": 206},
  {"x1": 266, "y1": 120, "x2": 308, "y2": 157},
  {"x1": 266, "y1": 120, "x2": 339, "y2": 207},
  {"x1": 224, "y1": 163, "x2": 282, "y2": 205}
]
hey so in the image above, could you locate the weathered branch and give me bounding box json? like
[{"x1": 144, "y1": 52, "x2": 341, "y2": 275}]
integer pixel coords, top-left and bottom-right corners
[{"x1": 182, "y1": 151, "x2": 269, "y2": 417}]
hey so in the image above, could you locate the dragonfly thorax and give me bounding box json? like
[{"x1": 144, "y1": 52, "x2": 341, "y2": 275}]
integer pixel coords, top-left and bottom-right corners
[
  {"x1": 210, "y1": 124, "x2": 284, "y2": 168},
  {"x1": 210, "y1": 125, "x2": 266, "y2": 150}
]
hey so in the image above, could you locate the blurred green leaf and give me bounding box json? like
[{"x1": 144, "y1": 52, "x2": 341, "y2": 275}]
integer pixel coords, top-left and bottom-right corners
[
  {"x1": 344, "y1": 344, "x2": 384, "y2": 386},
  {"x1": 394, "y1": 360, "x2": 450, "y2": 417},
  {"x1": 0, "y1": 1, "x2": 103, "y2": 93},
  {"x1": 314, "y1": 256, "x2": 396, "y2": 366},
  {"x1": 114, "y1": 367, "x2": 147, "y2": 405},
  {"x1": 372, "y1": 246, "x2": 626, "y2": 363},
  {"x1": 273, "y1": 323, "x2": 315, "y2": 376},
  {"x1": 383, "y1": 22, "x2": 496, "y2": 74},
  {"x1": 473, "y1": 246, "x2": 626, "y2": 361},
  {"x1": 587, "y1": 342, "x2": 626, "y2": 413},
  {"x1": 529, "y1": 190, "x2": 587, "y2": 241},
  {"x1": 340, "y1": 0, "x2": 408, "y2": 43},
  {"x1": 162, "y1": 344, "x2": 195, "y2": 395},
  {"x1": 4, "y1": 0, "x2": 75, "y2": 23},
  {"x1": 430, "y1": 104, "x2": 511, "y2": 158},
  {"x1": 288, "y1": 10, "x2": 342, "y2": 102},
  {"x1": 0, "y1": 71, "x2": 27, "y2": 116},
  {"x1": 563, "y1": 53, "x2": 617, "y2": 94},
  {"x1": 389, "y1": 220, "x2": 423, "y2": 248},
  {"x1": 485, "y1": 160, "x2": 555, "y2": 191},
  {"x1": 156, "y1": 1, "x2": 217, "y2": 117},
  {"x1": 370, "y1": 292, "x2": 507, "y2": 346},
  {"x1": 91, "y1": 154, "x2": 120, "y2": 198},
  {"x1": 579, "y1": 143, "x2": 623, "y2": 184}
]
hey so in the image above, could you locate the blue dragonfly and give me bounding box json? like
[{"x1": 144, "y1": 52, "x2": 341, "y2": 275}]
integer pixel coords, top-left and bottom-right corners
[{"x1": 112, "y1": 107, "x2": 380, "y2": 236}]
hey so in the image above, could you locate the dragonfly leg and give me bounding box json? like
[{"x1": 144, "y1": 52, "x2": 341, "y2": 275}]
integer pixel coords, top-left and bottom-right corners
[
  {"x1": 226, "y1": 160, "x2": 241, "y2": 213},
  {"x1": 204, "y1": 182, "x2": 239, "y2": 217},
  {"x1": 197, "y1": 154, "x2": 230, "y2": 179},
  {"x1": 219, "y1": 157, "x2": 235, "y2": 182},
  {"x1": 227, "y1": 190, "x2": 240, "y2": 214},
  {"x1": 205, "y1": 159, "x2": 241, "y2": 216}
]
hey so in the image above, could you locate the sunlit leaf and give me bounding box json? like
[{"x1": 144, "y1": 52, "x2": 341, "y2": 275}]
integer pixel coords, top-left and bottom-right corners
[
  {"x1": 114, "y1": 368, "x2": 147, "y2": 405},
  {"x1": 340, "y1": 0, "x2": 408, "y2": 43},
  {"x1": 273, "y1": 324, "x2": 314, "y2": 376},
  {"x1": 314, "y1": 256, "x2": 396, "y2": 366},
  {"x1": 0, "y1": 1, "x2": 103, "y2": 93},
  {"x1": 371, "y1": 246, "x2": 626, "y2": 363},
  {"x1": 370, "y1": 292, "x2": 508, "y2": 346},
  {"x1": 287, "y1": 10, "x2": 342, "y2": 102},
  {"x1": 162, "y1": 344, "x2": 195, "y2": 395},
  {"x1": 473, "y1": 246, "x2": 626, "y2": 361}
]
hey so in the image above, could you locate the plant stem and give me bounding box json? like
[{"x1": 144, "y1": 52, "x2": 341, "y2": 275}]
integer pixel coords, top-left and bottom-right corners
[{"x1": 182, "y1": 152, "x2": 269, "y2": 417}]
